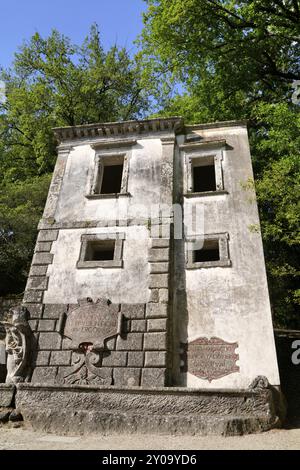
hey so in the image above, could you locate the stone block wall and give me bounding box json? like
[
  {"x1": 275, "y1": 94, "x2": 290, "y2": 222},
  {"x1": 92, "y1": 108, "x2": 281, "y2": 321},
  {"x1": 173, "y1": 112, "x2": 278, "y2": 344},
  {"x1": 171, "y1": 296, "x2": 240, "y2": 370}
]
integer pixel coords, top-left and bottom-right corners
[
  {"x1": 23, "y1": 229, "x2": 58, "y2": 305},
  {"x1": 26, "y1": 302, "x2": 169, "y2": 387},
  {"x1": 22, "y1": 225, "x2": 172, "y2": 388}
]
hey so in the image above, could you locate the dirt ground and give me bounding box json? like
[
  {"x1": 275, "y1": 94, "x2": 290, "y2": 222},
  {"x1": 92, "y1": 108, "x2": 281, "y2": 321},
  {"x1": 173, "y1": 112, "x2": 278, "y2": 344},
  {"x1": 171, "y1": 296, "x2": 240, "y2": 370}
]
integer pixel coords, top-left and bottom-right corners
[{"x1": 0, "y1": 425, "x2": 299, "y2": 450}]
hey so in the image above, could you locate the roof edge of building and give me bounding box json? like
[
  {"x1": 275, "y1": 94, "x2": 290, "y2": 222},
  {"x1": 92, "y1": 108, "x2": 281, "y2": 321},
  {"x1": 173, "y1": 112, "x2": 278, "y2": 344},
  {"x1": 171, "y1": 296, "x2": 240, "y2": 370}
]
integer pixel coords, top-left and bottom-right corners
[{"x1": 53, "y1": 117, "x2": 249, "y2": 143}]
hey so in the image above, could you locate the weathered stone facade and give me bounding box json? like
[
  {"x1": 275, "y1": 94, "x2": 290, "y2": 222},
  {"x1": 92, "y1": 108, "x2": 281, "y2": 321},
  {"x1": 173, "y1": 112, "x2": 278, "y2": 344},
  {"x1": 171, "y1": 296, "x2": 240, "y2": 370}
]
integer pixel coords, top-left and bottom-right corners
[{"x1": 0, "y1": 117, "x2": 284, "y2": 435}]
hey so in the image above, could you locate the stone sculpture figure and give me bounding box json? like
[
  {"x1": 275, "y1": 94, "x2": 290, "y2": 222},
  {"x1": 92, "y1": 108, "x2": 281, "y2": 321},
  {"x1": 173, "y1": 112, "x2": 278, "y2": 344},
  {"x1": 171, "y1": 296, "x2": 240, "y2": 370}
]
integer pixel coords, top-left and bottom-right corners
[{"x1": 0, "y1": 306, "x2": 32, "y2": 384}]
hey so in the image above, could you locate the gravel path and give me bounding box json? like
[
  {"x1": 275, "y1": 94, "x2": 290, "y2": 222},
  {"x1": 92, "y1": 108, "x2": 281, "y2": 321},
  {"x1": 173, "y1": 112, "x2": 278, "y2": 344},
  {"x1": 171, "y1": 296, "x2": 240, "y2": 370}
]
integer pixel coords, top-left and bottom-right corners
[{"x1": 0, "y1": 426, "x2": 299, "y2": 450}]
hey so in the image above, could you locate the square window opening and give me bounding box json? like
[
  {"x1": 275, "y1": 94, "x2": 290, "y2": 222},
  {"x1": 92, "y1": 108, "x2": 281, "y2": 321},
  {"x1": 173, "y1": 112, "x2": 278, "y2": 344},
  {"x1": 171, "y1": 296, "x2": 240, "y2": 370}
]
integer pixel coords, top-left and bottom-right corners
[
  {"x1": 100, "y1": 163, "x2": 124, "y2": 194},
  {"x1": 193, "y1": 163, "x2": 216, "y2": 192},
  {"x1": 193, "y1": 239, "x2": 220, "y2": 262},
  {"x1": 85, "y1": 240, "x2": 115, "y2": 261}
]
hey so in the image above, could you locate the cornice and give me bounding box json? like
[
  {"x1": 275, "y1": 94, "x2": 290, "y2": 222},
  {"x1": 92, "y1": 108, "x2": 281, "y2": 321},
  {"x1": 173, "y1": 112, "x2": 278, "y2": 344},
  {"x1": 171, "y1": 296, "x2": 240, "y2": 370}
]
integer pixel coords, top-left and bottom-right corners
[
  {"x1": 185, "y1": 120, "x2": 248, "y2": 132},
  {"x1": 53, "y1": 117, "x2": 184, "y2": 143}
]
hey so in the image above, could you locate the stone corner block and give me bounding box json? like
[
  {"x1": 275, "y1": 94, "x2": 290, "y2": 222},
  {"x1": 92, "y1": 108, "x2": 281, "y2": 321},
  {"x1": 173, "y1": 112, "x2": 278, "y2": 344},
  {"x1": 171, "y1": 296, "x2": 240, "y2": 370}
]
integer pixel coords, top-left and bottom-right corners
[
  {"x1": 144, "y1": 332, "x2": 167, "y2": 351},
  {"x1": 149, "y1": 274, "x2": 169, "y2": 289},
  {"x1": 146, "y1": 303, "x2": 168, "y2": 318},
  {"x1": 121, "y1": 304, "x2": 145, "y2": 319},
  {"x1": 150, "y1": 262, "x2": 169, "y2": 274},
  {"x1": 35, "y1": 242, "x2": 52, "y2": 253},
  {"x1": 151, "y1": 238, "x2": 170, "y2": 249},
  {"x1": 27, "y1": 276, "x2": 49, "y2": 291},
  {"x1": 29, "y1": 265, "x2": 48, "y2": 277},
  {"x1": 23, "y1": 290, "x2": 43, "y2": 304},
  {"x1": 147, "y1": 318, "x2": 167, "y2": 332},
  {"x1": 148, "y1": 248, "x2": 169, "y2": 263},
  {"x1": 32, "y1": 252, "x2": 54, "y2": 266},
  {"x1": 159, "y1": 288, "x2": 169, "y2": 303},
  {"x1": 37, "y1": 230, "x2": 59, "y2": 242},
  {"x1": 145, "y1": 351, "x2": 167, "y2": 367}
]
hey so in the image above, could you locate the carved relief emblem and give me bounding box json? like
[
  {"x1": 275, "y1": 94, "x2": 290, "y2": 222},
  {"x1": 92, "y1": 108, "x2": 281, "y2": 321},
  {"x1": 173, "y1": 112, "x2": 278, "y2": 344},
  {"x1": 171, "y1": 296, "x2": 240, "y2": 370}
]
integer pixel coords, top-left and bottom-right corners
[
  {"x1": 59, "y1": 298, "x2": 122, "y2": 386},
  {"x1": 64, "y1": 298, "x2": 122, "y2": 350},
  {"x1": 180, "y1": 337, "x2": 239, "y2": 382},
  {"x1": 61, "y1": 346, "x2": 113, "y2": 386}
]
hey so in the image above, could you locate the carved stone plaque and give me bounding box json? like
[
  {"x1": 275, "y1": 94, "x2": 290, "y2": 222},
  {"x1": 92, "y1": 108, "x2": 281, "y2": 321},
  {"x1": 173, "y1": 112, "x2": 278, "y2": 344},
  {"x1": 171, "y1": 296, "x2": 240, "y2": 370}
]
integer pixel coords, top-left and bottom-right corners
[
  {"x1": 64, "y1": 298, "x2": 121, "y2": 350},
  {"x1": 180, "y1": 337, "x2": 239, "y2": 382}
]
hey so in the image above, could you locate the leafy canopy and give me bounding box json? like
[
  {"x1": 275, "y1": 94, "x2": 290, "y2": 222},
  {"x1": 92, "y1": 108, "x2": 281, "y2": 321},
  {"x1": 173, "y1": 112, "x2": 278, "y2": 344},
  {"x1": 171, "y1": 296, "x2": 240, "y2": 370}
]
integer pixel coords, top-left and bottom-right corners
[
  {"x1": 141, "y1": 0, "x2": 300, "y2": 101},
  {"x1": 140, "y1": 0, "x2": 300, "y2": 328},
  {"x1": 0, "y1": 25, "x2": 150, "y2": 296}
]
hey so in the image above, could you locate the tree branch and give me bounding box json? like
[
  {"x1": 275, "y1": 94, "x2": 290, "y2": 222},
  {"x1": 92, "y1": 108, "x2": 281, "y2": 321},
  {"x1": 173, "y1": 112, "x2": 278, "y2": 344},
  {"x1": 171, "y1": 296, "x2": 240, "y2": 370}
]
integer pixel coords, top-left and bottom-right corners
[
  {"x1": 205, "y1": 0, "x2": 255, "y2": 27},
  {"x1": 261, "y1": 52, "x2": 300, "y2": 80},
  {"x1": 8, "y1": 123, "x2": 33, "y2": 142},
  {"x1": 123, "y1": 87, "x2": 142, "y2": 120},
  {"x1": 258, "y1": 5, "x2": 300, "y2": 23}
]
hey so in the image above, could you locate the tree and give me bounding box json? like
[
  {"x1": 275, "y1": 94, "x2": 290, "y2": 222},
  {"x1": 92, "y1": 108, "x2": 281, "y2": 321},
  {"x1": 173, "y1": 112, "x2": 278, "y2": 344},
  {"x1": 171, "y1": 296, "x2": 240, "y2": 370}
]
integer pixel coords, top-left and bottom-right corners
[
  {"x1": 141, "y1": 0, "x2": 300, "y2": 102},
  {"x1": 0, "y1": 175, "x2": 51, "y2": 296},
  {"x1": 250, "y1": 102, "x2": 300, "y2": 328},
  {"x1": 141, "y1": 0, "x2": 300, "y2": 328},
  {"x1": 0, "y1": 25, "x2": 150, "y2": 296},
  {"x1": 1, "y1": 24, "x2": 149, "y2": 180}
]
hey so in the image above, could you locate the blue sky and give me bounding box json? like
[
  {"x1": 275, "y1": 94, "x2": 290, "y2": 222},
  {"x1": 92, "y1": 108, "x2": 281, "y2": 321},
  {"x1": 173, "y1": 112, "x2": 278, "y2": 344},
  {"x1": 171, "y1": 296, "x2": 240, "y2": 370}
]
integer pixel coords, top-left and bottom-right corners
[{"x1": 0, "y1": 0, "x2": 146, "y2": 68}]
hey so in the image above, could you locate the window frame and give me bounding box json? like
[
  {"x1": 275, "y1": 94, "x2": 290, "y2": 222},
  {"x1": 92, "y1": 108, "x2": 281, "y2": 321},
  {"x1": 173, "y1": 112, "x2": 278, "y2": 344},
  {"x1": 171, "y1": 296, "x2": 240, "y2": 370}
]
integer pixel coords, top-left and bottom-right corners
[
  {"x1": 77, "y1": 233, "x2": 125, "y2": 269},
  {"x1": 86, "y1": 151, "x2": 130, "y2": 199},
  {"x1": 191, "y1": 155, "x2": 217, "y2": 193},
  {"x1": 186, "y1": 233, "x2": 231, "y2": 269},
  {"x1": 184, "y1": 145, "x2": 226, "y2": 197}
]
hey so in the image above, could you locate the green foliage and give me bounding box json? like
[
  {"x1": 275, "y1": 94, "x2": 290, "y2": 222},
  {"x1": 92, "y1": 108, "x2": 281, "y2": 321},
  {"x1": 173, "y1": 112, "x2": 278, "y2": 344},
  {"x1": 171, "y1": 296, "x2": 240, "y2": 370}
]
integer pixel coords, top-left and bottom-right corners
[
  {"x1": 141, "y1": 1, "x2": 300, "y2": 328},
  {"x1": 0, "y1": 25, "x2": 150, "y2": 296},
  {"x1": 141, "y1": 0, "x2": 299, "y2": 101},
  {"x1": 253, "y1": 103, "x2": 300, "y2": 328},
  {"x1": 1, "y1": 25, "x2": 149, "y2": 181},
  {"x1": 0, "y1": 175, "x2": 51, "y2": 296}
]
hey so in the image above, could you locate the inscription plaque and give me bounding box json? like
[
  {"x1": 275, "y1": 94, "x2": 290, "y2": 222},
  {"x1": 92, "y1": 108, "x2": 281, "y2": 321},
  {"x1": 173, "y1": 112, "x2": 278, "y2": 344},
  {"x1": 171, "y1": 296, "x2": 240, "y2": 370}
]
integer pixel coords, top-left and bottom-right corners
[
  {"x1": 180, "y1": 337, "x2": 239, "y2": 382},
  {"x1": 64, "y1": 298, "x2": 122, "y2": 350},
  {"x1": 57, "y1": 298, "x2": 122, "y2": 386}
]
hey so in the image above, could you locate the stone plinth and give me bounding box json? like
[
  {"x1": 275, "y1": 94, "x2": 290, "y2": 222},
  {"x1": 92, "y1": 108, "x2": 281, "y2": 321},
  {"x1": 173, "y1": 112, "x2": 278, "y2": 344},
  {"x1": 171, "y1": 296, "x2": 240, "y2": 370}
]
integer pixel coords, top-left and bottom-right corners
[{"x1": 15, "y1": 382, "x2": 283, "y2": 436}]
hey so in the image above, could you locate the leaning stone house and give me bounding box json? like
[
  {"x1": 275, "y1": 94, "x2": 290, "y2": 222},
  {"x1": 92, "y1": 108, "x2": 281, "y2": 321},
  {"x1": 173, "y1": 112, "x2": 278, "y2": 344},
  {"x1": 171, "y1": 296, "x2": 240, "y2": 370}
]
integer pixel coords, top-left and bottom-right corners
[{"x1": 0, "y1": 117, "x2": 283, "y2": 435}]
